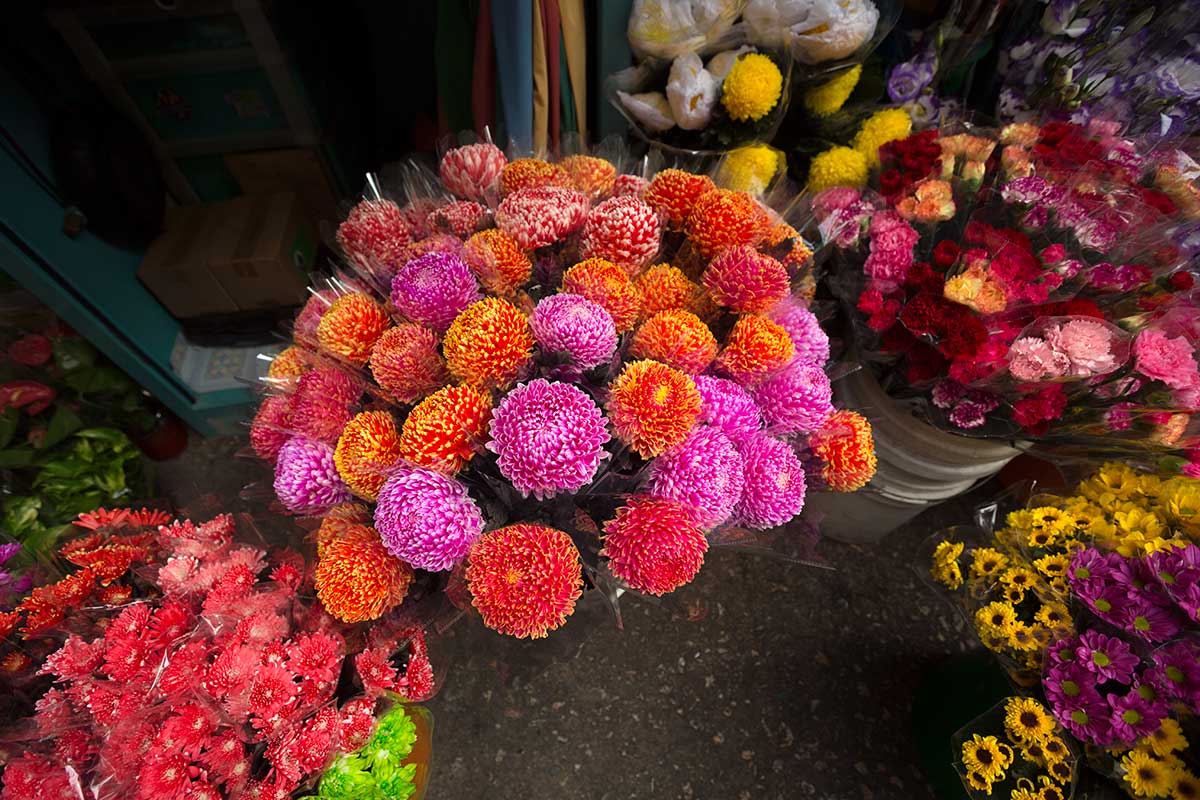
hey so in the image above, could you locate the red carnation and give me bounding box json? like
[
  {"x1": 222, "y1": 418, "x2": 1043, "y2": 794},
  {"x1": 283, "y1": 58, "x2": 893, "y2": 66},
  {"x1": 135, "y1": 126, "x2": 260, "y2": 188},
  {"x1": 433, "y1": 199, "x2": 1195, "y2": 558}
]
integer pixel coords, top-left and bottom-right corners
[
  {"x1": 906, "y1": 343, "x2": 947, "y2": 384},
  {"x1": 1012, "y1": 384, "x2": 1068, "y2": 435},
  {"x1": 932, "y1": 240, "x2": 960, "y2": 269},
  {"x1": 1170, "y1": 271, "x2": 1195, "y2": 291},
  {"x1": 904, "y1": 261, "x2": 943, "y2": 295}
]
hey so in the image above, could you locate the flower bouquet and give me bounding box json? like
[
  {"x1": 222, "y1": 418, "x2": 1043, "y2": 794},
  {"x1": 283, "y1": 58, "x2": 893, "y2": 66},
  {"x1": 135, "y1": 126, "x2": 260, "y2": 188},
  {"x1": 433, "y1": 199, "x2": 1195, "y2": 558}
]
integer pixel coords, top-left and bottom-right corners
[
  {"x1": 926, "y1": 462, "x2": 1200, "y2": 798},
  {"x1": 0, "y1": 507, "x2": 437, "y2": 800},
  {"x1": 953, "y1": 696, "x2": 1079, "y2": 799},
  {"x1": 811, "y1": 117, "x2": 1200, "y2": 462},
  {"x1": 247, "y1": 143, "x2": 877, "y2": 643}
]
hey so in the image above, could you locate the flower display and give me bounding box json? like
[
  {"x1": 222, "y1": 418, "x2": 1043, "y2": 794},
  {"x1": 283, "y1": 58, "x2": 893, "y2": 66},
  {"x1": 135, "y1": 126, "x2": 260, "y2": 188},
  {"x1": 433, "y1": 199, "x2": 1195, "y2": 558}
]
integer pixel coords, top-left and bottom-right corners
[
  {"x1": 721, "y1": 53, "x2": 783, "y2": 121},
  {"x1": 247, "y1": 150, "x2": 867, "y2": 644},
  {"x1": 950, "y1": 697, "x2": 1076, "y2": 798},
  {"x1": 317, "y1": 294, "x2": 391, "y2": 366}
]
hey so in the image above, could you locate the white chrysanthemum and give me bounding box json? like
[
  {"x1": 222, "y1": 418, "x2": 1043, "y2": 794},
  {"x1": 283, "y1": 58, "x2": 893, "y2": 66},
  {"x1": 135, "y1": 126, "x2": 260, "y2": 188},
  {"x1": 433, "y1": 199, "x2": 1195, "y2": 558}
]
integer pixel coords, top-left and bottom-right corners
[
  {"x1": 666, "y1": 53, "x2": 718, "y2": 130},
  {"x1": 617, "y1": 90, "x2": 676, "y2": 132}
]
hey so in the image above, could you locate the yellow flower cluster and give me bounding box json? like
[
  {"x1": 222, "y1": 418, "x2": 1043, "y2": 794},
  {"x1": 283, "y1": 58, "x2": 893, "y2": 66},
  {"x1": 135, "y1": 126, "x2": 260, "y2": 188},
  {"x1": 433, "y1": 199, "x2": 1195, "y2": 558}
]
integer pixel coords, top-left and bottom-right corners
[
  {"x1": 721, "y1": 54, "x2": 783, "y2": 122},
  {"x1": 959, "y1": 697, "x2": 1074, "y2": 797},
  {"x1": 852, "y1": 108, "x2": 912, "y2": 170},
  {"x1": 717, "y1": 144, "x2": 786, "y2": 196},
  {"x1": 806, "y1": 146, "x2": 867, "y2": 193},
  {"x1": 1102, "y1": 705, "x2": 1200, "y2": 798},
  {"x1": 801, "y1": 64, "x2": 861, "y2": 118}
]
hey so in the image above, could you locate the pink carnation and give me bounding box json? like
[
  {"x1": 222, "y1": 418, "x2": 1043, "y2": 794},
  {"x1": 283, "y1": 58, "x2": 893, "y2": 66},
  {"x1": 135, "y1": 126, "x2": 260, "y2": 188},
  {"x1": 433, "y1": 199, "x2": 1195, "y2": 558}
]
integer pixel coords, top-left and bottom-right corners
[
  {"x1": 1044, "y1": 319, "x2": 1120, "y2": 376},
  {"x1": 1135, "y1": 329, "x2": 1200, "y2": 390},
  {"x1": 1008, "y1": 337, "x2": 1070, "y2": 382}
]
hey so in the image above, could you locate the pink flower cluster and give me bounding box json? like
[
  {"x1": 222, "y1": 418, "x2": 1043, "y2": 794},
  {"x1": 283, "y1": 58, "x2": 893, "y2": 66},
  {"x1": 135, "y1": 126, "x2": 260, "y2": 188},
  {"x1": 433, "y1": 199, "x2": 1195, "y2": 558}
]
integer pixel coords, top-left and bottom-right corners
[
  {"x1": 862, "y1": 211, "x2": 919, "y2": 292},
  {"x1": 1008, "y1": 318, "x2": 1124, "y2": 382}
]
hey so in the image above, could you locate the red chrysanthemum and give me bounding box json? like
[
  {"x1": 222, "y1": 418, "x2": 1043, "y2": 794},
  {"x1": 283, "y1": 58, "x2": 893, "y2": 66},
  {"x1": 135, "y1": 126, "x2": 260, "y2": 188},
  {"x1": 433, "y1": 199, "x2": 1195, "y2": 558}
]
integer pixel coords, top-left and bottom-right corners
[
  {"x1": 715, "y1": 315, "x2": 795, "y2": 386},
  {"x1": 316, "y1": 293, "x2": 391, "y2": 366},
  {"x1": 136, "y1": 753, "x2": 192, "y2": 800},
  {"x1": 338, "y1": 697, "x2": 378, "y2": 751},
  {"x1": 246, "y1": 662, "x2": 299, "y2": 719},
  {"x1": 442, "y1": 298, "x2": 534, "y2": 388},
  {"x1": 628, "y1": 310, "x2": 717, "y2": 374},
  {"x1": 606, "y1": 359, "x2": 702, "y2": 458},
  {"x1": 399, "y1": 384, "x2": 492, "y2": 474},
  {"x1": 314, "y1": 522, "x2": 413, "y2": 623},
  {"x1": 425, "y1": 200, "x2": 490, "y2": 238},
  {"x1": 250, "y1": 396, "x2": 293, "y2": 462},
  {"x1": 333, "y1": 410, "x2": 402, "y2": 500},
  {"x1": 580, "y1": 195, "x2": 663, "y2": 275},
  {"x1": 645, "y1": 169, "x2": 716, "y2": 228},
  {"x1": 809, "y1": 410, "x2": 877, "y2": 492},
  {"x1": 602, "y1": 496, "x2": 707, "y2": 595},
  {"x1": 634, "y1": 263, "x2": 703, "y2": 322},
  {"x1": 559, "y1": 154, "x2": 617, "y2": 200},
  {"x1": 495, "y1": 186, "x2": 589, "y2": 250},
  {"x1": 498, "y1": 158, "x2": 570, "y2": 195},
  {"x1": 287, "y1": 369, "x2": 359, "y2": 444},
  {"x1": 684, "y1": 189, "x2": 769, "y2": 258},
  {"x1": 464, "y1": 228, "x2": 533, "y2": 295},
  {"x1": 368, "y1": 323, "x2": 449, "y2": 405},
  {"x1": 702, "y1": 245, "x2": 790, "y2": 313},
  {"x1": 561, "y1": 257, "x2": 642, "y2": 332},
  {"x1": 336, "y1": 199, "x2": 413, "y2": 267},
  {"x1": 439, "y1": 142, "x2": 507, "y2": 201},
  {"x1": 266, "y1": 346, "x2": 309, "y2": 381},
  {"x1": 466, "y1": 524, "x2": 583, "y2": 639}
]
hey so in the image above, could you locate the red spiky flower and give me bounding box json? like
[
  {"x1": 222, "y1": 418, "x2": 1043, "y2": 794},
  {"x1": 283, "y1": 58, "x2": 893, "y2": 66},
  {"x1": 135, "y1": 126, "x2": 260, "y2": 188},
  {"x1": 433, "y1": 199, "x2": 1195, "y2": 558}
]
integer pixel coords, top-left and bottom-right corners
[
  {"x1": 602, "y1": 496, "x2": 708, "y2": 596},
  {"x1": 398, "y1": 384, "x2": 493, "y2": 475}
]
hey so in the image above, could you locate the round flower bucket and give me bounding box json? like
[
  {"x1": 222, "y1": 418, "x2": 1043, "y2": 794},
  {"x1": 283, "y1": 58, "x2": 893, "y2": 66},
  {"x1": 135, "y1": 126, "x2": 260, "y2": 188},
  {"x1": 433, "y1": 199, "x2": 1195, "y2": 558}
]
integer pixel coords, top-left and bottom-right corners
[{"x1": 809, "y1": 366, "x2": 1027, "y2": 543}]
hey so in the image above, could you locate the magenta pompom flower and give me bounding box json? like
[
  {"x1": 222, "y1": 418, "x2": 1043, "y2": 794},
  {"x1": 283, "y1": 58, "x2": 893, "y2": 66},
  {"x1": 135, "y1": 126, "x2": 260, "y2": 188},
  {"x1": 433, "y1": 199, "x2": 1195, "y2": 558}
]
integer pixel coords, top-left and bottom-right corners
[
  {"x1": 273, "y1": 437, "x2": 352, "y2": 515},
  {"x1": 390, "y1": 251, "x2": 481, "y2": 332},
  {"x1": 529, "y1": 293, "x2": 618, "y2": 371},
  {"x1": 648, "y1": 426, "x2": 745, "y2": 530},
  {"x1": 495, "y1": 186, "x2": 589, "y2": 250},
  {"x1": 580, "y1": 196, "x2": 662, "y2": 275},
  {"x1": 693, "y1": 375, "x2": 763, "y2": 443},
  {"x1": 735, "y1": 434, "x2": 807, "y2": 529},
  {"x1": 487, "y1": 379, "x2": 611, "y2": 499},
  {"x1": 439, "y1": 142, "x2": 508, "y2": 201},
  {"x1": 374, "y1": 468, "x2": 484, "y2": 571},
  {"x1": 752, "y1": 361, "x2": 834, "y2": 435},
  {"x1": 768, "y1": 298, "x2": 830, "y2": 366}
]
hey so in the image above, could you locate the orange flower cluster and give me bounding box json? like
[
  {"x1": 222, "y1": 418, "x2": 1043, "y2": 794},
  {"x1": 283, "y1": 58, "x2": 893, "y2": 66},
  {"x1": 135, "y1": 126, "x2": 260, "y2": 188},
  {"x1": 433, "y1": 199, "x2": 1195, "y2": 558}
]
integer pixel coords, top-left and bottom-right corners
[
  {"x1": 315, "y1": 521, "x2": 413, "y2": 623},
  {"x1": 442, "y1": 298, "x2": 534, "y2": 388},
  {"x1": 334, "y1": 410, "x2": 403, "y2": 500},
  {"x1": 398, "y1": 384, "x2": 492, "y2": 474},
  {"x1": 606, "y1": 360, "x2": 702, "y2": 457},
  {"x1": 810, "y1": 410, "x2": 878, "y2": 492},
  {"x1": 628, "y1": 310, "x2": 717, "y2": 374},
  {"x1": 561, "y1": 258, "x2": 642, "y2": 333},
  {"x1": 316, "y1": 293, "x2": 391, "y2": 365}
]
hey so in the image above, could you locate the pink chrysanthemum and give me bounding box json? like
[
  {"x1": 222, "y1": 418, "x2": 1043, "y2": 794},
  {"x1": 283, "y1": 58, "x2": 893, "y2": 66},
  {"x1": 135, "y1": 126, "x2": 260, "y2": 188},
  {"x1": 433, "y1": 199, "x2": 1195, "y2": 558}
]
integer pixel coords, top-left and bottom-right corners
[
  {"x1": 702, "y1": 245, "x2": 790, "y2": 313},
  {"x1": 560, "y1": 258, "x2": 642, "y2": 333},
  {"x1": 440, "y1": 142, "x2": 507, "y2": 201},
  {"x1": 487, "y1": 379, "x2": 611, "y2": 499},
  {"x1": 496, "y1": 186, "x2": 589, "y2": 250},
  {"x1": 768, "y1": 297, "x2": 830, "y2": 366},
  {"x1": 390, "y1": 251, "x2": 481, "y2": 332},
  {"x1": 613, "y1": 173, "x2": 650, "y2": 198},
  {"x1": 374, "y1": 468, "x2": 485, "y2": 571},
  {"x1": 751, "y1": 361, "x2": 834, "y2": 435},
  {"x1": 250, "y1": 396, "x2": 292, "y2": 462},
  {"x1": 580, "y1": 196, "x2": 662, "y2": 275},
  {"x1": 293, "y1": 290, "x2": 337, "y2": 348},
  {"x1": 287, "y1": 368, "x2": 359, "y2": 444},
  {"x1": 734, "y1": 434, "x2": 807, "y2": 529},
  {"x1": 273, "y1": 437, "x2": 352, "y2": 515},
  {"x1": 336, "y1": 199, "x2": 414, "y2": 267},
  {"x1": 648, "y1": 426, "x2": 745, "y2": 530},
  {"x1": 426, "y1": 200, "x2": 491, "y2": 238},
  {"x1": 368, "y1": 323, "x2": 449, "y2": 404},
  {"x1": 693, "y1": 375, "x2": 763, "y2": 443},
  {"x1": 529, "y1": 293, "x2": 618, "y2": 371},
  {"x1": 466, "y1": 524, "x2": 583, "y2": 639},
  {"x1": 602, "y1": 496, "x2": 707, "y2": 596}
]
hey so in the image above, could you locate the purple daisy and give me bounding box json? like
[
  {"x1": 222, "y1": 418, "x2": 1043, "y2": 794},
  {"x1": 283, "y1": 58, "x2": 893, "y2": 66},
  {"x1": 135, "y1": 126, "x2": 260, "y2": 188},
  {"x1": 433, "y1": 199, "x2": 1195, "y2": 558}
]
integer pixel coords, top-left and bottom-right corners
[
  {"x1": 733, "y1": 434, "x2": 806, "y2": 530},
  {"x1": 0, "y1": 543, "x2": 21, "y2": 565},
  {"x1": 648, "y1": 426, "x2": 745, "y2": 530},
  {"x1": 752, "y1": 361, "x2": 834, "y2": 436},
  {"x1": 390, "y1": 251, "x2": 481, "y2": 331},
  {"x1": 1108, "y1": 690, "x2": 1163, "y2": 744},
  {"x1": 529, "y1": 293, "x2": 618, "y2": 372},
  {"x1": 273, "y1": 437, "x2": 352, "y2": 515},
  {"x1": 487, "y1": 379, "x2": 610, "y2": 499},
  {"x1": 1055, "y1": 692, "x2": 1115, "y2": 746},
  {"x1": 768, "y1": 298, "x2": 830, "y2": 367},
  {"x1": 374, "y1": 468, "x2": 484, "y2": 571},
  {"x1": 1151, "y1": 641, "x2": 1200, "y2": 707},
  {"x1": 1075, "y1": 630, "x2": 1140, "y2": 684},
  {"x1": 1045, "y1": 660, "x2": 1099, "y2": 709},
  {"x1": 1116, "y1": 594, "x2": 1183, "y2": 643},
  {"x1": 693, "y1": 375, "x2": 763, "y2": 444},
  {"x1": 1076, "y1": 583, "x2": 1128, "y2": 621}
]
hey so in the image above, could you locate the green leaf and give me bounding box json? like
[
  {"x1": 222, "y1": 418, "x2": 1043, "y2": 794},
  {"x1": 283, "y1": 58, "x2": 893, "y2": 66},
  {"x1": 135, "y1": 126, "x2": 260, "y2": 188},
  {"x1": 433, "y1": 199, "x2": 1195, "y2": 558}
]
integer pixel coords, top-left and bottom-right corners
[
  {"x1": 41, "y1": 405, "x2": 82, "y2": 450},
  {"x1": 74, "y1": 427, "x2": 131, "y2": 445},
  {"x1": 0, "y1": 447, "x2": 35, "y2": 469},
  {"x1": 52, "y1": 337, "x2": 97, "y2": 372},
  {"x1": 64, "y1": 366, "x2": 134, "y2": 395},
  {"x1": 2, "y1": 495, "x2": 42, "y2": 537},
  {"x1": 0, "y1": 408, "x2": 18, "y2": 450}
]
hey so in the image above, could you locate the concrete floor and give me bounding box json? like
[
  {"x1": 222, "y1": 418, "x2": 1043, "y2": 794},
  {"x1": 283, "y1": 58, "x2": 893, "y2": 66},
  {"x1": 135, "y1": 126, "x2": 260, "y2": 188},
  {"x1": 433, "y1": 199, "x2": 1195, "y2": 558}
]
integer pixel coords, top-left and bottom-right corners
[{"x1": 157, "y1": 434, "x2": 980, "y2": 800}]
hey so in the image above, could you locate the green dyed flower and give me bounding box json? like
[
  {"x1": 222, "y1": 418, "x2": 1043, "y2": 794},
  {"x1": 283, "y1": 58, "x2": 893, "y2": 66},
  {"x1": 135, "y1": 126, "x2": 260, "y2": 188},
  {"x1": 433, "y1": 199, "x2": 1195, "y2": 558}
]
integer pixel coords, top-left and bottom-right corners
[
  {"x1": 319, "y1": 755, "x2": 375, "y2": 799},
  {"x1": 364, "y1": 706, "x2": 418, "y2": 769},
  {"x1": 378, "y1": 762, "x2": 418, "y2": 800}
]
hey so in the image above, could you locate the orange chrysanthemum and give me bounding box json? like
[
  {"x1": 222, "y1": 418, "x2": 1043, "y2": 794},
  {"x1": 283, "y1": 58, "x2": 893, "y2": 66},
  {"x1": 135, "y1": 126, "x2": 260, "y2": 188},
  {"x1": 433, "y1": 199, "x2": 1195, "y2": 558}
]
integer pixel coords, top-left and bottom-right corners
[
  {"x1": 628, "y1": 310, "x2": 717, "y2": 374},
  {"x1": 398, "y1": 384, "x2": 492, "y2": 474},
  {"x1": 684, "y1": 189, "x2": 769, "y2": 258},
  {"x1": 267, "y1": 346, "x2": 310, "y2": 380},
  {"x1": 316, "y1": 293, "x2": 391, "y2": 365},
  {"x1": 702, "y1": 244, "x2": 790, "y2": 313},
  {"x1": 463, "y1": 228, "x2": 533, "y2": 295},
  {"x1": 715, "y1": 315, "x2": 795, "y2": 386},
  {"x1": 466, "y1": 524, "x2": 583, "y2": 639},
  {"x1": 498, "y1": 158, "x2": 569, "y2": 195},
  {"x1": 315, "y1": 503, "x2": 372, "y2": 557},
  {"x1": 442, "y1": 298, "x2": 534, "y2": 388},
  {"x1": 369, "y1": 323, "x2": 449, "y2": 405},
  {"x1": 645, "y1": 169, "x2": 716, "y2": 228},
  {"x1": 559, "y1": 154, "x2": 617, "y2": 200},
  {"x1": 561, "y1": 258, "x2": 641, "y2": 333},
  {"x1": 606, "y1": 360, "x2": 702, "y2": 458},
  {"x1": 315, "y1": 522, "x2": 413, "y2": 623},
  {"x1": 765, "y1": 222, "x2": 814, "y2": 274},
  {"x1": 810, "y1": 410, "x2": 877, "y2": 492},
  {"x1": 334, "y1": 410, "x2": 403, "y2": 500},
  {"x1": 634, "y1": 263, "x2": 702, "y2": 322}
]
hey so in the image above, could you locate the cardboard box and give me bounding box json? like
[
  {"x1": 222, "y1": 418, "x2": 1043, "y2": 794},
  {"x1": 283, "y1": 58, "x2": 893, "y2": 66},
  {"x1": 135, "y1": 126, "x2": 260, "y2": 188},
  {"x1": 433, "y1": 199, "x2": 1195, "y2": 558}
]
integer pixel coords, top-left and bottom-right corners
[
  {"x1": 224, "y1": 149, "x2": 341, "y2": 225},
  {"x1": 138, "y1": 193, "x2": 315, "y2": 319}
]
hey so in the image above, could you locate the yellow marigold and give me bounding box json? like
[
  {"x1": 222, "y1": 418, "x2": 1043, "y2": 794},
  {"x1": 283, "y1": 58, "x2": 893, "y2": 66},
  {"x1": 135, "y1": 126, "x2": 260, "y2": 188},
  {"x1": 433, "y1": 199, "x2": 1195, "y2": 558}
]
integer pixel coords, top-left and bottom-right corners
[
  {"x1": 717, "y1": 144, "x2": 786, "y2": 195},
  {"x1": 852, "y1": 108, "x2": 913, "y2": 169},
  {"x1": 721, "y1": 53, "x2": 783, "y2": 122},
  {"x1": 802, "y1": 64, "x2": 861, "y2": 117},
  {"x1": 806, "y1": 146, "x2": 867, "y2": 193},
  {"x1": 931, "y1": 540, "x2": 964, "y2": 590}
]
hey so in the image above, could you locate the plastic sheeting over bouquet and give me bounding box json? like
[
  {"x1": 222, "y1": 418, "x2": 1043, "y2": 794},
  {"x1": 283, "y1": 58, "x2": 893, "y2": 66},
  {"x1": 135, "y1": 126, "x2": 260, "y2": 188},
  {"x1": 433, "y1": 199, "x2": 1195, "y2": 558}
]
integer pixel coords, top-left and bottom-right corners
[{"x1": 247, "y1": 139, "x2": 876, "y2": 643}]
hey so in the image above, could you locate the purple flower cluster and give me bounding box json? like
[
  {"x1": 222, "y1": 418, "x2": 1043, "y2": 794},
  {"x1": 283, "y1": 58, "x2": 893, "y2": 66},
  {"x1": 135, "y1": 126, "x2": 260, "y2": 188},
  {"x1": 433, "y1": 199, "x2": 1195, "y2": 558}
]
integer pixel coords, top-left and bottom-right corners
[
  {"x1": 1086, "y1": 262, "x2": 1153, "y2": 293},
  {"x1": 0, "y1": 542, "x2": 31, "y2": 608},
  {"x1": 930, "y1": 379, "x2": 1002, "y2": 430},
  {"x1": 1068, "y1": 547, "x2": 1188, "y2": 642}
]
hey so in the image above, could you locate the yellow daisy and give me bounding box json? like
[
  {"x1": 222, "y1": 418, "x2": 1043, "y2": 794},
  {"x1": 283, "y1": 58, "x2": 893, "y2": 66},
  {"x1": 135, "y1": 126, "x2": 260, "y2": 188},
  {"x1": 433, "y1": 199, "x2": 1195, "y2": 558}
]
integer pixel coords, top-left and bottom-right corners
[
  {"x1": 975, "y1": 601, "x2": 1017, "y2": 638},
  {"x1": 1037, "y1": 779, "x2": 1066, "y2": 800},
  {"x1": 1041, "y1": 736, "x2": 1069, "y2": 765},
  {"x1": 961, "y1": 734, "x2": 1011, "y2": 782},
  {"x1": 1034, "y1": 603, "x2": 1072, "y2": 631},
  {"x1": 970, "y1": 548, "x2": 1010, "y2": 581},
  {"x1": 1034, "y1": 553, "x2": 1071, "y2": 578},
  {"x1": 1173, "y1": 769, "x2": 1200, "y2": 800},
  {"x1": 1004, "y1": 583, "x2": 1027, "y2": 605},
  {"x1": 999, "y1": 566, "x2": 1038, "y2": 591},
  {"x1": 1007, "y1": 621, "x2": 1045, "y2": 653},
  {"x1": 1004, "y1": 697, "x2": 1056, "y2": 745},
  {"x1": 1047, "y1": 759, "x2": 1073, "y2": 785},
  {"x1": 1141, "y1": 718, "x2": 1187, "y2": 758},
  {"x1": 1122, "y1": 750, "x2": 1175, "y2": 798},
  {"x1": 963, "y1": 769, "x2": 994, "y2": 793},
  {"x1": 931, "y1": 540, "x2": 965, "y2": 590},
  {"x1": 1007, "y1": 510, "x2": 1035, "y2": 532}
]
